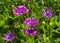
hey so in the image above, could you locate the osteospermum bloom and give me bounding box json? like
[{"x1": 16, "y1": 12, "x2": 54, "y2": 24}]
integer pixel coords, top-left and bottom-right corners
[
  {"x1": 3, "y1": 31, "x2": 15, "y2": 41},
  {"x1": 24, "y1": 28, "x2": 37, "y2": 36},
  {"x1": 42, "y1": 8, "x2": 54, "y2": 18},
  {"x1": 24, "y1": 17, "x2": 39, "y2": 26},
  {"x1": 13, "y1": 5, "x2": 30, "y2": 15}
]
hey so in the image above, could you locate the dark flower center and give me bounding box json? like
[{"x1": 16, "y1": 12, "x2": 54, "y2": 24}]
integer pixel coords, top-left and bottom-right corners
[
  {"x1": 28, "y1": 29, "x2": 34, "y2": 33},
  {"x1": 7, "y1": 34, "x2": 14, "y2": 39}
]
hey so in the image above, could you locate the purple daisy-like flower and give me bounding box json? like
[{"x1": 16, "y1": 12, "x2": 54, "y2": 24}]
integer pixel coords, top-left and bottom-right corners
[
  {"x1": 13, "y1": 5, "x2": 30, "y2": 15},
  {"x1": 24, "y1": 17, "x2": 39, "y2": 26},
  {"x1": 24, "y1": 28, "x2": 37, "y2": 36},
  {"x1": 3, "y1": 31, "x2": 15, "y2": 41},
  {"x1": 42, "y1": 8, "x2": 54, "y2": 18}
]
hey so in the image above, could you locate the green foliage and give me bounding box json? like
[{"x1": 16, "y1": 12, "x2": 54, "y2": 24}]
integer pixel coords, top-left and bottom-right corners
[{"x1": 0, "y1": 0, "x2": 60, "y2": 43}]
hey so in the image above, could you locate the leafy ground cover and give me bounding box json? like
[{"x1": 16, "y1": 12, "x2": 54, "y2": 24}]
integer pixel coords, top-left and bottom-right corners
[{"x1": 0, "y1": 0, "x2": 60, "y2": 43}]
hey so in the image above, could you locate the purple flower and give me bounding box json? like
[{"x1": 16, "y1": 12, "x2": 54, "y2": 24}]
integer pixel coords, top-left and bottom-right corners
[
  {"x1": 13, "y1": 5, "x2": 30, "y2": 15},
  {"x1": 24, "y1": 28, "x2": 37, "y2": 36},
  {"x1": 3, "y1": 31, "x2": 15, "y2": 41},
  {"x1": 42, "y1": 8, "x2": 54, "y2": 18},
  {"x1": 24, "y1": 17, "x2": 39, "y2": 26}
]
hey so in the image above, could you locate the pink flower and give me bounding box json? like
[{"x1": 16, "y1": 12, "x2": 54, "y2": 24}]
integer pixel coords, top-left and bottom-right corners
[
  {"x1": 24, "y1": 17, "x2": 39, "y2": 26},
  {"x1": 13, "y1": 5, "x2": 30, "y2": 15},
  {"x1": 24, "y1": 28, "x2": 37, "y2": 36},
  {"x1": 42, "y1": 8, "x2": 54, "y2": 19},
  {"x1": 3, "y1": 31, "x2": 15, "y2": 41}
]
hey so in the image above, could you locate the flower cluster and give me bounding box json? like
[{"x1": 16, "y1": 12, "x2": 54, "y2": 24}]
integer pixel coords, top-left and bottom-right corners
[
  {"x1": 42, "y1": 8, "x2": 54, "y2": 19},
  {"x1": 24, "y1": 28, "x2": 37, "y2": 36},
  {"x1": 23, "y1": 17, "x2": 39, "y2": 36},
  {"x1": 24, "y1": 17, "x2": 39, "y2": 26},
  {"x1": 3, "y1": 31, "x2": 15, "y2": 41},
  {"x1": 13, "y1": 5, "x2": 30, "y2": 15},
  {"x1": 2, "y1": 3, "x2": 55, "y2": 42}
]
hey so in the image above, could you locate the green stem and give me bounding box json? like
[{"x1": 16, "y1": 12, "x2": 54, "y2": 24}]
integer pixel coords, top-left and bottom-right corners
[
  {"x1": 48, "y1": 20, "x2": 50, "y2": 43},
  {"x1": 29, "y1": 37, "x2": 35, "y2": 43},
  {"x1": 32, "y1": 37, "x2": 35, "y2": 43},
  {"x1": 43, "y1": 26, "x2": 46, "y2": 43},
  {"x1": 11, "y1": 41, "x2": 13, "y2": 43},
  {"x1": 49, "y1": 26, "x2": 52, "y2": 43},
  {"x1": 48, "y1": 19, "x2": 52, "y2": 43}
]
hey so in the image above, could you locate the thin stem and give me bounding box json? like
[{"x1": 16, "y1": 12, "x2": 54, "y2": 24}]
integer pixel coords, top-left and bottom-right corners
[
  {"x1": 29, "y1": 37, "x2": 35, "y2": 43},
  {"x1": 32, "y1": 37, "x2": 35, "y2": 43},
  {"x1": 11, "y1": 41, "x2": 13, "y2": 43},
  {"x1": 48, "y1": 18, "x2": 52, "y2": 43},
  {"x1": 43, "y1": 26, "x2": 46, "y2": 43}
]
